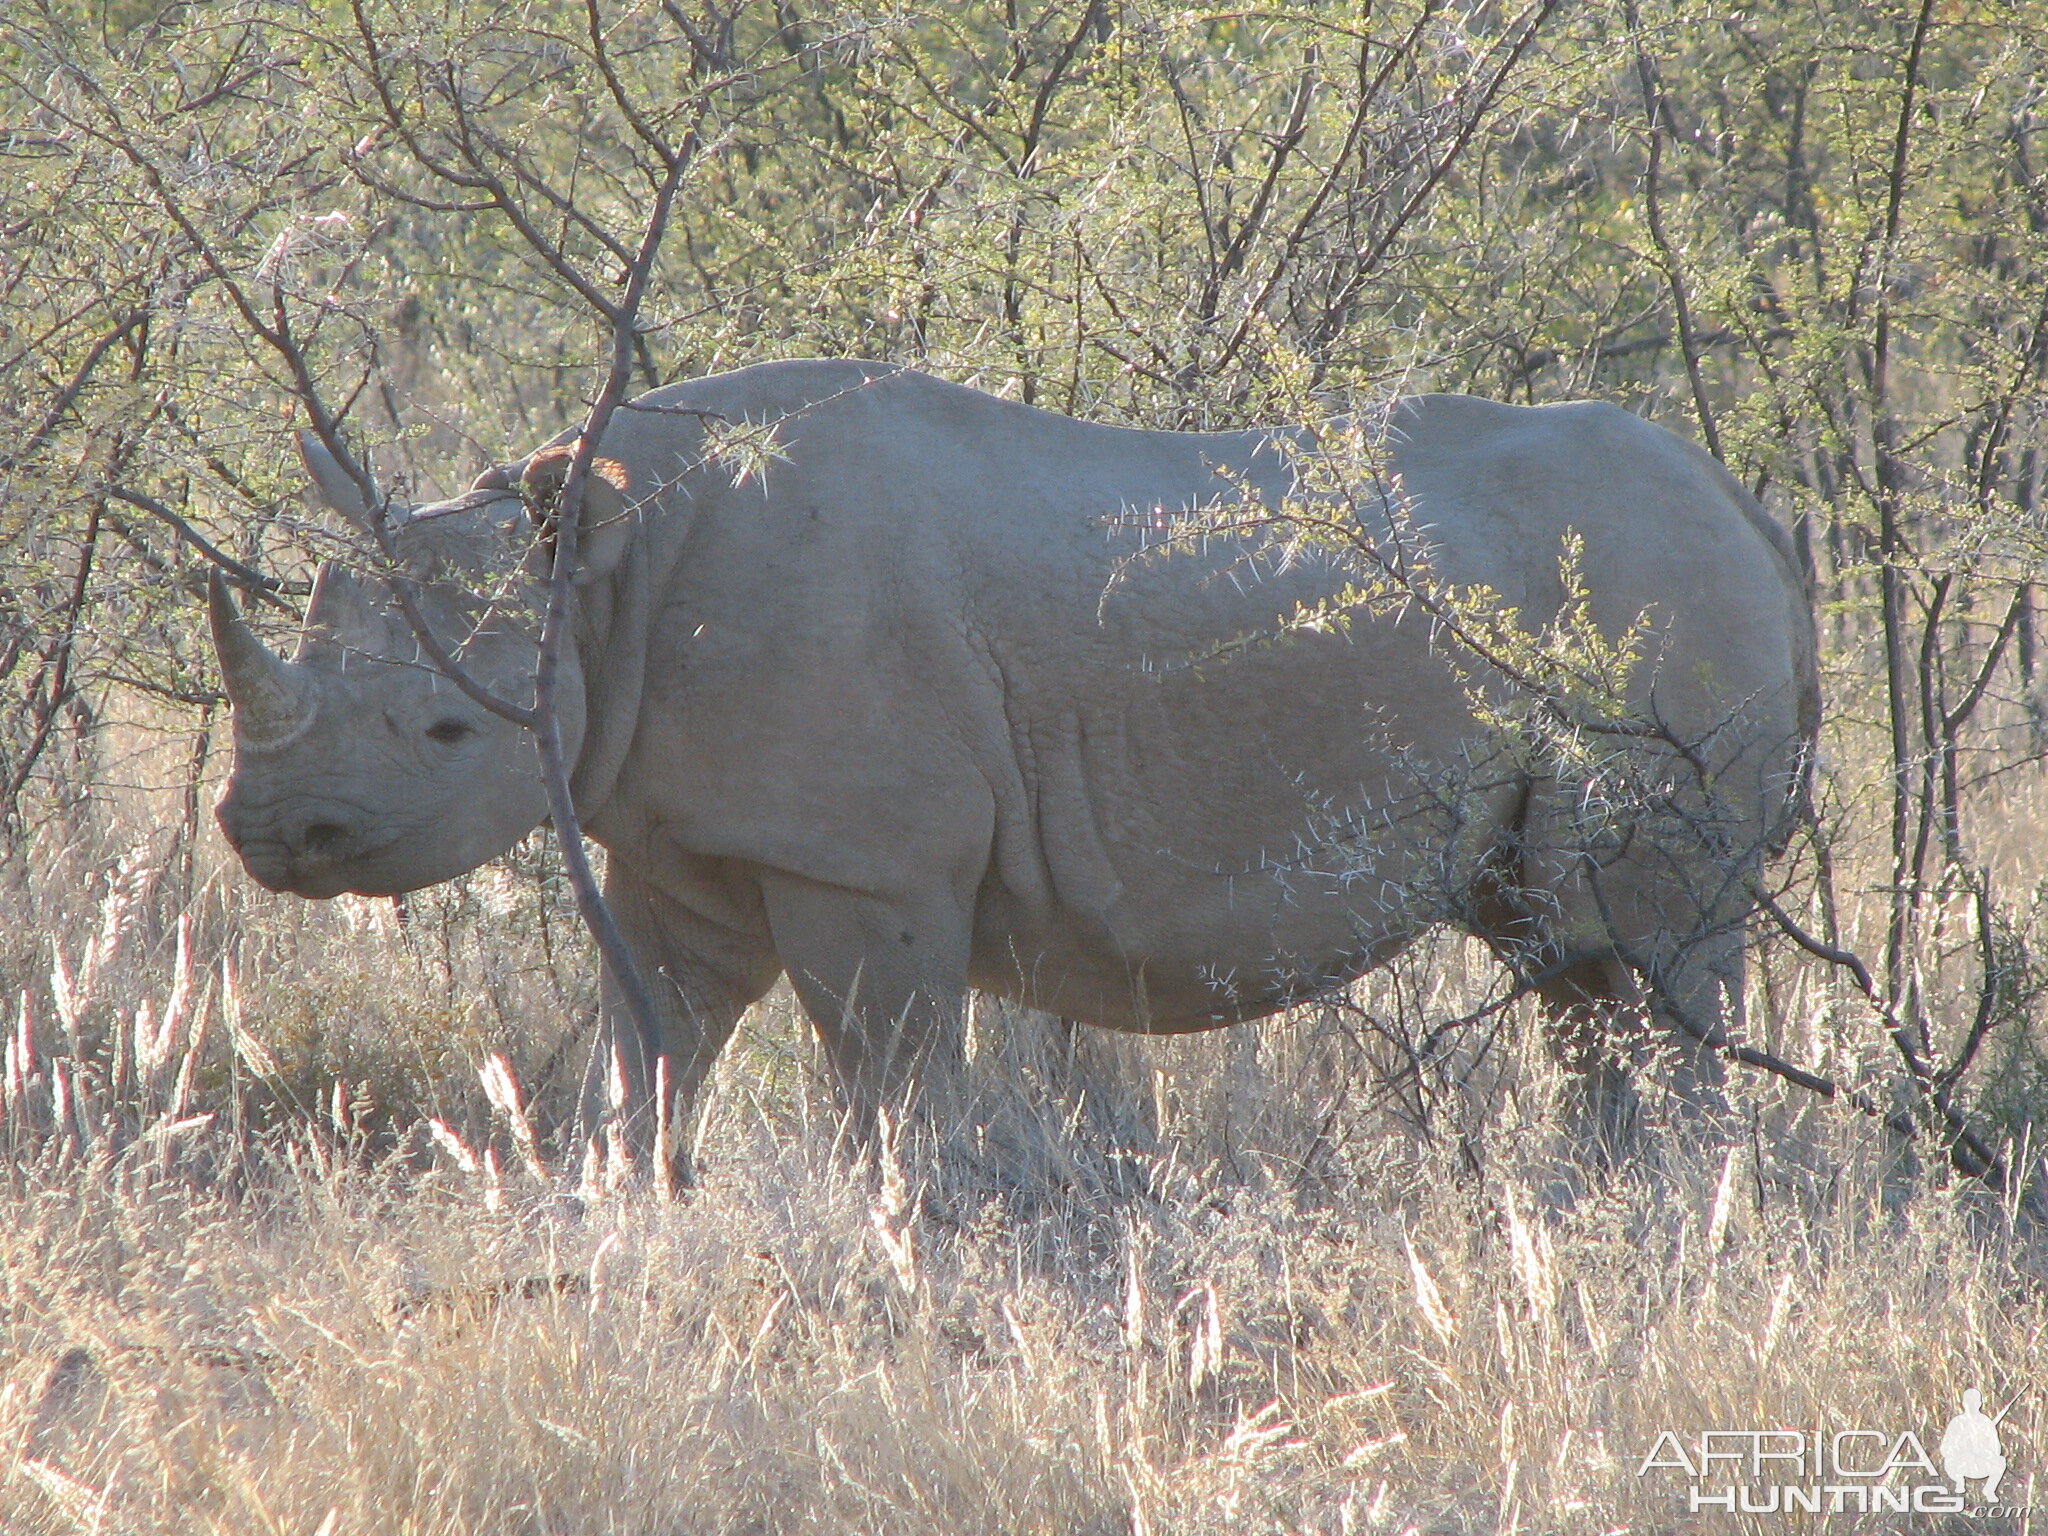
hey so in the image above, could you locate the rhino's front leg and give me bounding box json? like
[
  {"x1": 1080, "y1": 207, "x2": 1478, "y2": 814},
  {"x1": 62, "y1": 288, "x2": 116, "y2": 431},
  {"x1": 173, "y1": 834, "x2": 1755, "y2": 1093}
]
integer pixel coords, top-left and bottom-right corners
[
  {"x1": 580, "y1": 862, "x2": 783, "y2": 1181},
  {"x1": 758, "y1": 873, "x2": 975, "y2": 1143}
]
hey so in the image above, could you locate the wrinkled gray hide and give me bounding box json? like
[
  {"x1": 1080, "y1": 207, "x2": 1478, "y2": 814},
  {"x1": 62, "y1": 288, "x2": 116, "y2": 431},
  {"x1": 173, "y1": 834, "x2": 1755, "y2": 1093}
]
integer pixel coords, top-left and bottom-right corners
[{"x1": 212, "y1": 361, "x2": 1818, "y2": 1144}]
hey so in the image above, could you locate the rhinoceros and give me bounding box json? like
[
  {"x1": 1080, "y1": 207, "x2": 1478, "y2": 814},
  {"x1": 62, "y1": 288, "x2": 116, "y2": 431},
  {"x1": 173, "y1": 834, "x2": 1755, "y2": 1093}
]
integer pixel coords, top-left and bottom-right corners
[{"x1": 211, "y1": 359, "x2": 1816, "y2": 1147}]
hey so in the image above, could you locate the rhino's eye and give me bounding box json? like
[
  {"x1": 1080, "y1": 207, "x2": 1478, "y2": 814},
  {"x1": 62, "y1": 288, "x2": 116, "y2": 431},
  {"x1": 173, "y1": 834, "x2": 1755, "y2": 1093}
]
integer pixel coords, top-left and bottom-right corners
[{"x1": 426, "y1": 718, "x2": 476, "y2": 746}]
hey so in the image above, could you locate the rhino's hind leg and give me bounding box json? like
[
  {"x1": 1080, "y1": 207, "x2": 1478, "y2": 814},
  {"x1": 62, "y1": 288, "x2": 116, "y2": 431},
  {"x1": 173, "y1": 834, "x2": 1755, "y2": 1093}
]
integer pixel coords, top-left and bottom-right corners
[
  {"x1": 581, "y1": 864, "x2": 783, "y2": 1184},
  {"x1": 1507, "y1": 930, "x2": 1741, "y2": 1169},
  {"x1": 1522, "y1": 951, "x2": 1650, "y2": 1163},
  {"x1": 1472, "y1": 862, "x2": 1642, "y2": 1160},
  {"x1": 758, "y1": 873, "x2": 977, "y2": 1147},
  {"x1": 1478, "y1": 778, "x2": 1747, "y2": 1163}
]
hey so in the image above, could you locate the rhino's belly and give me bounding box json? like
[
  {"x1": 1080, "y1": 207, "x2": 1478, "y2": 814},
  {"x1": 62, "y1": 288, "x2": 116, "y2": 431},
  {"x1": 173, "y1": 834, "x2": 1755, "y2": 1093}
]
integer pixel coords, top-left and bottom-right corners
[
  {"x1": 966, "y1": 867, "x2": 1435, "y2": 1032},
  {"x1": 970, "y1": 693, "x2": 1523, "y2": 1030}
]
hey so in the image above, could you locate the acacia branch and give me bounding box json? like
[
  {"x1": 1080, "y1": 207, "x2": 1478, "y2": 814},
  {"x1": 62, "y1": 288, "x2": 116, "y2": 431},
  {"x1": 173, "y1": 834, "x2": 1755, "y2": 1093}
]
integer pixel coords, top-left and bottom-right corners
[
  {"x1": 1625, "y1": 0, "x2": 1723, "y2": 461},
  {"x1": 1, "y1": 310, "x2": 148, "y2": 470},
  {"x1": 98, "y1": 485, "x2": 300, "y2": 609},
  {"x1": 1746, "y1": 877, "x2": 2006, "y2": 1186},
  {"x1": 529, "y1": 135, "x2": 697, "y2": 1160},
  {"x1": 1595, "y1": 865, "x2": 2007, "y2": 1187},
  {"x1": 1, "y1": 507, "x2": 100, "y2": 817},
  {"x1": 1276, "y1": 0, "x2": 1557, "y2": 365}
]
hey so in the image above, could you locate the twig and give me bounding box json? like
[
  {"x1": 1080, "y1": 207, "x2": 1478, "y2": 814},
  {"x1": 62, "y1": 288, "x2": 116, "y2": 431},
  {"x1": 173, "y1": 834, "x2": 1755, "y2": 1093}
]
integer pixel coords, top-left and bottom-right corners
[{"x1": 98, "y1": 485, "x2": 297, "y2": 609}]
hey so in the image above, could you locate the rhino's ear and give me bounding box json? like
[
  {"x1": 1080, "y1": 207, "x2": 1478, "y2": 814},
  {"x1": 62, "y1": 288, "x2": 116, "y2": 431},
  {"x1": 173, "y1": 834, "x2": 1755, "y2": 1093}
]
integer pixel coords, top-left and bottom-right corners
[
  {"x1": 520, "y1": 446, "x2": 635, "y2": 584},
  {"x1": 295, "y1": 430, "x2": 392, "y2": 531}
]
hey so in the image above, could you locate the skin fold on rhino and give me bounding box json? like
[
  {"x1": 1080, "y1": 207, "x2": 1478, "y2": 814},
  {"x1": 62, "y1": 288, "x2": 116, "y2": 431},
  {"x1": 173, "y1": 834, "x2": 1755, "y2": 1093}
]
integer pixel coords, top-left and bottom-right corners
[{"x1": 211, "y1": 360, "x2": 1818, "y2": 1157}]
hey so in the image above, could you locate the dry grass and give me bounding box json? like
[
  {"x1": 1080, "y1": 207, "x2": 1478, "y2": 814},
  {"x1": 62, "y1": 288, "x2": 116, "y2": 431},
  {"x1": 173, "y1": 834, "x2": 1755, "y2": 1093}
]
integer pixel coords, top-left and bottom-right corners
[
  {"x1": 0, "y1": 1008, "x2": 2040, "y2": 1536},
  {"x1": 1, "y1": 752, "x2": 2045, "y2": 1535}
]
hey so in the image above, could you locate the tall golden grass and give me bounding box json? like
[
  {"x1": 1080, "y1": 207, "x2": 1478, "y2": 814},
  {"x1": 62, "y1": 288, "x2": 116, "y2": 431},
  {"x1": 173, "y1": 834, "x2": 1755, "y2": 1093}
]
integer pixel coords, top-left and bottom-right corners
[{"x1": 0, "y1": 730, "x2": 2043, "y2": 1534}]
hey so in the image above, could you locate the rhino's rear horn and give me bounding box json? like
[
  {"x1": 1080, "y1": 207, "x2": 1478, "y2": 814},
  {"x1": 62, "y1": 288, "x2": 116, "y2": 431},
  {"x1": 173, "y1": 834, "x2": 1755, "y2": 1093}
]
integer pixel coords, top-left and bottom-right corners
[{"x1": 209, "y1": 570, "x2": 312, "y2": 747}]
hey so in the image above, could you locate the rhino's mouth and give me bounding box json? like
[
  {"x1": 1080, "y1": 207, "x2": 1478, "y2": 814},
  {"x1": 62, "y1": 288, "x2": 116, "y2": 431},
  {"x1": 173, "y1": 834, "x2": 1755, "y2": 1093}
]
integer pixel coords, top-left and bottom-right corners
[{"x1": 233, "y1": 831, "x2": 409, "y2": 899}]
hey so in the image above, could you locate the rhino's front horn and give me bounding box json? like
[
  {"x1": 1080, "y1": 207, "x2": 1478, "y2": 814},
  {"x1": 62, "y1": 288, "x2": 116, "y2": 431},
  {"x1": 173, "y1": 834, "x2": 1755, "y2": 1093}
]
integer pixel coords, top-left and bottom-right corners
[{"x1": 209, "y1": 570, "x2": 314, "y2": 749}]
